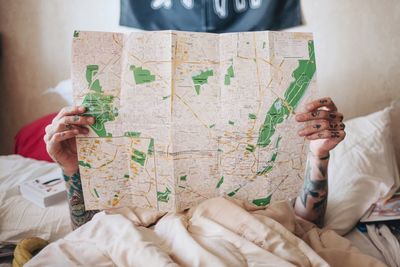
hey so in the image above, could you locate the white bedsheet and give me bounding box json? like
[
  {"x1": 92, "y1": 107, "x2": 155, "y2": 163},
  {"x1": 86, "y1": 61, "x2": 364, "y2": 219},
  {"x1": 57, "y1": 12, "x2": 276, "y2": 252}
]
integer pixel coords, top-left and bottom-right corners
[{"x1": 0, "y1": 155, "x2": 72, "y2": 244}]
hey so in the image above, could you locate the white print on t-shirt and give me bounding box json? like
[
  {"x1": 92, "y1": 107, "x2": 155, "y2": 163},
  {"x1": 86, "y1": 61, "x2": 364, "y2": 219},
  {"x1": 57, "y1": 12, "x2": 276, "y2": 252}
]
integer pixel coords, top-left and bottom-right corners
[{"x1": 150, "y1": 0, "x2": 264, "y2": 19}]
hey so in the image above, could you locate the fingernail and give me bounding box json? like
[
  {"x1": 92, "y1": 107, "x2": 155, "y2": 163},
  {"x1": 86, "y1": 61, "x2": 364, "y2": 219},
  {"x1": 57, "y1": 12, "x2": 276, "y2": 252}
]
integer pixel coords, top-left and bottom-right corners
[
  {"x1": 79, "y1": 106, "x2": 85, "y2": 112},
  {"x1": 298, "y1": 130, "x2": 304, "y2": 136},
  {"x1": 88, "y1": 117, "x2": 94, "y2": 124},
  {"x1": 295, "y1": 114, "x2": 303, "y2": 121},
  {"x1": 73, "y1": 129, "x2": 79, "y2": 134},
  {"x1": 306, "y1": 104, "x2": 313, "y2": 110}
]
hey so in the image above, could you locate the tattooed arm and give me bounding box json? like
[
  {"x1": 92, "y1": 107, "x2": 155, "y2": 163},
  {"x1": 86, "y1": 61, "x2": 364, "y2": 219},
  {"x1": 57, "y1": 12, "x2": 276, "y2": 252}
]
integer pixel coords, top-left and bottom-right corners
[
  {"x1": 294, "y1": 152, "x2": 329, "y2": 227},
  {"x1": 63, "y1": 171, "x2": 99, "y2": 229},
  {"x1": 293, "y1": 97, "x2": 345, "y2": 227},
  {"x1": 44, "y1": 106, "x2": 98, "y2": 228}
]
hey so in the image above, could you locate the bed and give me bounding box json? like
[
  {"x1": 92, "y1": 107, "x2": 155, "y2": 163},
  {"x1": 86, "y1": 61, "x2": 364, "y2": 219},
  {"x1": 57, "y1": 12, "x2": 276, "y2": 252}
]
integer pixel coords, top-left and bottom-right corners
[{"x1": 1, "y1": 100, "x2": 399, "y2": 266}]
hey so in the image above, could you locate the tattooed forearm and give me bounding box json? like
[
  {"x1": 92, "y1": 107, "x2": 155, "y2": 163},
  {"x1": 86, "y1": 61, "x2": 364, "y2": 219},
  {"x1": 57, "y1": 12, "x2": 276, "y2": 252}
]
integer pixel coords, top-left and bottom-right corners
[
  {"x1": 300, "y1": 163, "x2": 327, "y2": 207},
  {"x1": 294, "y1": 152, "x2": 329, "y2": 227},
  {"x1": 63, "y1": 172, "x2": 99, "y2": 229}
]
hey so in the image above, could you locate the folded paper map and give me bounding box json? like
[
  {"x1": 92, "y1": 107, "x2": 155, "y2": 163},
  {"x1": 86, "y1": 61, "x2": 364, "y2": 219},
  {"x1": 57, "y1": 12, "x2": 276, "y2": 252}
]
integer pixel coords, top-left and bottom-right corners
[{"x1": 72, "y1": 30, "x2": 317, "y2": 212}]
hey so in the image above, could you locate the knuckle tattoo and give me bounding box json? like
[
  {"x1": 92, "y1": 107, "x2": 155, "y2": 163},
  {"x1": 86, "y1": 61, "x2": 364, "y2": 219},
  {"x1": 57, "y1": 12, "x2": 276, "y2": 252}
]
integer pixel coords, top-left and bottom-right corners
[
  {"x1": 329, "y1": 113, "x2": 336, "y2": 119},
  {"x1": 330, "y1": 131, "x2": 341, "y2": 138},
  {"x1": 311, "y1": 110, "x2": 320, "y2": 117},
  {"x1": 329, "y1": 122, "x2": 338, "y2": 129}
]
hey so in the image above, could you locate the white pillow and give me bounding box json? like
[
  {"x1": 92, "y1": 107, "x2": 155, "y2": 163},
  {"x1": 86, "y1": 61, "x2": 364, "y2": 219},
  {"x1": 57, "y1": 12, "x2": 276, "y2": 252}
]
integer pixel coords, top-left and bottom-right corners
[
  {"x1": 389, "y1": 99, "x2": 400, "y2": 172},
  {"x1": 325, "y1": 107, "x2": 400, "y2": 235},
  {"x1": 0, "y1": 155, "x2": 72, "y2": 243},
  {"x1": 43, "y1": 79, "x2": 73, "y2": 105}
]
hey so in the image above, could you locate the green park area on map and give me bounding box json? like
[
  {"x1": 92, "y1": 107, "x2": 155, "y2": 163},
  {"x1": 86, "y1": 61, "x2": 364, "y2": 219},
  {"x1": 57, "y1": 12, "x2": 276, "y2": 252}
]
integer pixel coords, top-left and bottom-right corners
[{"x1": 192, "y1": 69, "x2": 213, "y2": 95}]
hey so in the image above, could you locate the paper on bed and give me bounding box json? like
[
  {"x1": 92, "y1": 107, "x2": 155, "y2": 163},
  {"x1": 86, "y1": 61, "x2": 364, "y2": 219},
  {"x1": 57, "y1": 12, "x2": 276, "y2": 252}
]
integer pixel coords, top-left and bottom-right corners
[{"x1": 71, "y1": 30, "x2": 317, "y2": 212}]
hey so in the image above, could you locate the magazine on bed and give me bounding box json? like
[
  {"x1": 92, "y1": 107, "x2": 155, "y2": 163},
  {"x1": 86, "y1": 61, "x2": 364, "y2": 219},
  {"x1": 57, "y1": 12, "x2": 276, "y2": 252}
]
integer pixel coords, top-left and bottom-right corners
[
  {"x1": 72, "y1": 30, "x2": 317, "y2": 212},
  {"x1": 20, "y1": 172, "x2": 67, "y2": 208},
  {"x1": 361, "y1": 192, "x2": 400, "y2": 223}
]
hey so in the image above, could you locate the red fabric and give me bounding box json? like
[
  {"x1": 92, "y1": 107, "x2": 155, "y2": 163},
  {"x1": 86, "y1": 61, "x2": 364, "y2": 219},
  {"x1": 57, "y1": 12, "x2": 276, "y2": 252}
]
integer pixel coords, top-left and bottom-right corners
[{"x1": 14, "y1": 113, "x2": 57, "y2": 162}]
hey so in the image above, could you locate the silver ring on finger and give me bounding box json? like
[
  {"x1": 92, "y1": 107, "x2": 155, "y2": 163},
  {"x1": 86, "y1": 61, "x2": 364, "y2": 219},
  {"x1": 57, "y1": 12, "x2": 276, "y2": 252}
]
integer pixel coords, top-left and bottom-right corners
[{"x1": 65, "y1": 124, "x2": 73, "y2": 130}]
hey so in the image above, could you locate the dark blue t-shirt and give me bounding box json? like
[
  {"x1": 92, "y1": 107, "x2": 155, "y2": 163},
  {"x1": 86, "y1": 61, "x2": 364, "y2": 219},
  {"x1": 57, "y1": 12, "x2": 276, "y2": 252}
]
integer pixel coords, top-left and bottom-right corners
[{"x1": 120, "y1": 0, "x2": 302, "y2": 33}]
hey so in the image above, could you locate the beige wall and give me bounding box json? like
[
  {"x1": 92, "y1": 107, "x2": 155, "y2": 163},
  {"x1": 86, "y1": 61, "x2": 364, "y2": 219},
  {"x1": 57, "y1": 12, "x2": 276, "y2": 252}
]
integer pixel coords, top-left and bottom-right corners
[
  {"x1": 0, "y1": 0, "x2": 127, "y2": 154},
  {"x1": 0, "y1": 0, "x2": 399, "y2": 154},
  {"x1": 295, "y1": 1, "x2": 400, "y2": 118}
]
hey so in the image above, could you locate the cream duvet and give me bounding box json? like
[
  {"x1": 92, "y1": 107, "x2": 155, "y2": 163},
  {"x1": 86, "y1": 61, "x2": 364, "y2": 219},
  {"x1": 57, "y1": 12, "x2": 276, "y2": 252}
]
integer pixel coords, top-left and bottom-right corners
[{"x1": 26, "y1": 197, "x2": 386, "y2": 267}]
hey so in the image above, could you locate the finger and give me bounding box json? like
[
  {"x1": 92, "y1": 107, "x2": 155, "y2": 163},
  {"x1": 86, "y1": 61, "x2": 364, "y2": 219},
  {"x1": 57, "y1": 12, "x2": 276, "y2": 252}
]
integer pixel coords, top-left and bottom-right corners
[
  {"x1": 306, "y1": 130, "x2": 346, "y2": 140},
  {"x1": 44, "y1": 124, "x2": 55, "y2": 142},
  {"x1": 328, "y1": 122, "x2": 346, "y2": 130},
  {"x1": 53, "y1": 106, "x2": 86, "y2": 122},
  {"x1": 298, "y1": 120, "x2": 329, "y2": 136},
  {"x1": 53, "y1": 123, "x2": 90, "y2": 136},
  {"x1": 45, "y1": 124, "x2": 89, "y2": 143},
  {"x1": 306, "y1": 97, "x2": 337, "y2": 112},
  {"x1": 298, "y1": 121, "x2": 345, "y2": 136},
  {"x1": 46, "y1": 117, "x2": 90, "y2": 138},
  {"x1": 43, "y1": 132, "x2": 51, "y2": 143},
  {"x1": 73, "y1": 125, "x2": 91, "y2": 135},
  {"x1": 45, "y1": 124, "x2": 53, "y2": 135},
  {"x1": 60, "y1": 115, "x2": 95, "y2": 126},
  {"x1": 49, "y1": 129, "x2": 80, "y2": 144},
  {"x1": 295, "y1": 110, "x2": 344, "y2": 122}
]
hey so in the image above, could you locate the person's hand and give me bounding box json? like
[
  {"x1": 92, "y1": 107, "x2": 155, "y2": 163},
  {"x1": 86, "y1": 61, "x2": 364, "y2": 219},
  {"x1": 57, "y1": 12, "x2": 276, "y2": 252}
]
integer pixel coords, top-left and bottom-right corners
[
  {"x1": 295, "y1": 97, "x2": 345, "y2": 158},
  {"x1": 44, "y1": 106, "x2": 94, "y2": 176}
]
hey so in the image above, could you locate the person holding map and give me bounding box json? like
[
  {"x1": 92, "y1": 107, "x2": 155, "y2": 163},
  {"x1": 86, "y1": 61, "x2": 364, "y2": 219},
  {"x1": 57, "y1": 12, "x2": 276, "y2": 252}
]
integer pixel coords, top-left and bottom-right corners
[{"x1": 44, "y1": 97, "x2": 345, "y2": 228}]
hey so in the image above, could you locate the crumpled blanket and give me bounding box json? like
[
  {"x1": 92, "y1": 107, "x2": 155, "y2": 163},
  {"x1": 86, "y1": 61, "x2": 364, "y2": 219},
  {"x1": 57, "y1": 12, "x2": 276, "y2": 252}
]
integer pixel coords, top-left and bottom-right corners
[{"x1": 26, "y1": 197, "x2": 387, "y2": 267}]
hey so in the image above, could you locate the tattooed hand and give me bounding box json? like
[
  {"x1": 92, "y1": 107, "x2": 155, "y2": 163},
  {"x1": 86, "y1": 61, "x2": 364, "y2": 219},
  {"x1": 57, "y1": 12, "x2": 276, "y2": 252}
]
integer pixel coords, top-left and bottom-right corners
[
  {"x1": 44, "y1": 106, "x2": 94, "y2": 176},
  {"x1": 295, "y1": 97, "x2": 345, "y2": 157},
  {"x1": 294, "y1": 97, "x2": 345, "y2": 227}
]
